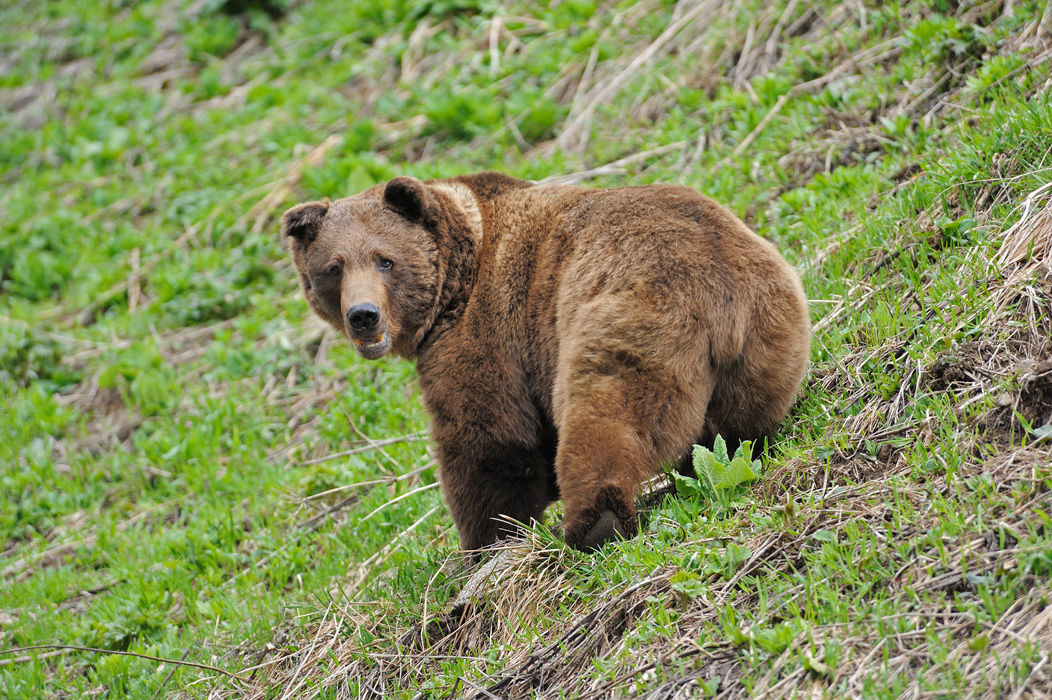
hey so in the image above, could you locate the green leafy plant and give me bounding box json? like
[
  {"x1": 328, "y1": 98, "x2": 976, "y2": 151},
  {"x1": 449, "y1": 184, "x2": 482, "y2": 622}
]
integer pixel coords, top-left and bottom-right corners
[
  {"x1": 673, "y1": 435, "x2": 764, "y2": 511},
  {"x1": 182, "y1": 13, "x2": 241, "y2": 62},
  {"x1": 0, "y1": 324, "x2": 78, "y2": 390}
]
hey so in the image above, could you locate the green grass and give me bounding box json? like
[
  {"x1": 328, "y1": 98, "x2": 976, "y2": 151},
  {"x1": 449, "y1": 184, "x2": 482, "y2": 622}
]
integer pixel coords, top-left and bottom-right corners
[{"x1": 2, "y1": 0, "x2": 1051, "y2": 697}]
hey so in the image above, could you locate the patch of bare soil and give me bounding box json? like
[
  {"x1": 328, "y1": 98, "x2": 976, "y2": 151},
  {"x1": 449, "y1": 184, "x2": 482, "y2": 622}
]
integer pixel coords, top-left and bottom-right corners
[
  {"x1": 924, "y1": 327, "x2": 1052, "y2": 443},
  {"x1": 927, "y1": 340, "x2": 988, "y2": 392},
  {"x1": 977, "y1": 358, "x2": 1052, "y2": 447}
]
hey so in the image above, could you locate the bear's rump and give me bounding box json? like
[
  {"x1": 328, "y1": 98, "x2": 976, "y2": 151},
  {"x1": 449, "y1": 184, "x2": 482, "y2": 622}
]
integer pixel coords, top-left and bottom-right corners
[{"x1": 550, "y1": 288, "x2": 715, "y2": 460}]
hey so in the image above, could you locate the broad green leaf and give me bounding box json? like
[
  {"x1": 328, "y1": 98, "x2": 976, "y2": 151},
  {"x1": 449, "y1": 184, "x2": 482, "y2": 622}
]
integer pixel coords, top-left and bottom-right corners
[
  {"x1": 752, "y1": 623, "x2": 797, "y2": 654},
  {"x1": 715, "y1": 456, "x2": 759, "y2": 489},
  {"x1": 713, "y1": 434, "x2": 730, "y2": 464},
  {"x1": 692, "y1": 445, "x2": 714, "y2": 474},
  {"x1": 692, "y1": 446, "x2": 720, "y2": 493},
  {"x1": 669, "y1": 569, "x2": 706, "y2": 598},
  {"x1": 1031, "y1": 423, "x2": 1052, "y2": 441},
  {"x1": 674, "y1": 472, "x2": 705, "y2": 499},
  {"x1": 811, "y1": 529, "x2": 838, "y2": 544}
]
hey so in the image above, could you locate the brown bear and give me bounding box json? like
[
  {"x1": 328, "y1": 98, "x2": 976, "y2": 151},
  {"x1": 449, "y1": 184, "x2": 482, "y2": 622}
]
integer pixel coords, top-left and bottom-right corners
[{"x1": 282, "y1": 172, "x2": 810, "y2": 552}]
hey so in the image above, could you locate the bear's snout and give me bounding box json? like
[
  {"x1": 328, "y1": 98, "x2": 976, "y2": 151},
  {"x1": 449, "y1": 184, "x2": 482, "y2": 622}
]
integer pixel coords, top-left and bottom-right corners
[
  {"x1": 344, "y1": 301, "x2": 392, "y2": 360},
  {"x1": 347, "y1": 303, "x2": 381, "y2": 333}
]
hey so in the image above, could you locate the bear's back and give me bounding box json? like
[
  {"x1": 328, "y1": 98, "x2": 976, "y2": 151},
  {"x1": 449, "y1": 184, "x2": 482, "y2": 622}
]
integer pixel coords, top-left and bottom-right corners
[{"x1": 488, "y1": 183, "x2": 795, "y2": 326}]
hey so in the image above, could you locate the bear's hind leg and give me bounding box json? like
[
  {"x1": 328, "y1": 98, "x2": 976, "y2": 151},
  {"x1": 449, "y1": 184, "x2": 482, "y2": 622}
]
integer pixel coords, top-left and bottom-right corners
[{"x1": 554, "y1": 359, "x2": 712, "y2": 551}]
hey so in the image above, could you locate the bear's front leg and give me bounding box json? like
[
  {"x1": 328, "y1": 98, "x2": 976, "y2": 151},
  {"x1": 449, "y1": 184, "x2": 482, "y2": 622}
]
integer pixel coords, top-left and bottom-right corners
[{"x1": 433, "y1": 432, "x2": 556, "y2": 552}]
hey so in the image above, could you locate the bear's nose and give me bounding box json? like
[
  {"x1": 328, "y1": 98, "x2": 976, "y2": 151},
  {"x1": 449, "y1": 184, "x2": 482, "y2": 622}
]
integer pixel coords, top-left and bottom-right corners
[{"x1": 347, "y1": 303, "x2": 381, "y2": 332}]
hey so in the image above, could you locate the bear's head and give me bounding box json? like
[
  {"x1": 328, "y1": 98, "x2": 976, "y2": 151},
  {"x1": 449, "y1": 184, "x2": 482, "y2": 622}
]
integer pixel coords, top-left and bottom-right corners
[{"x1": 282, "y1": 176, "x2": 476, "y2": 360}]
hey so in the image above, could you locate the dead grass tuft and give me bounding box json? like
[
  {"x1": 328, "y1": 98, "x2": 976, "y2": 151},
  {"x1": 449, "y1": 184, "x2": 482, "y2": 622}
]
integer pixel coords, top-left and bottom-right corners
[{"x1": 997, "y1": 181, "x2": 1052, "y2": 307}]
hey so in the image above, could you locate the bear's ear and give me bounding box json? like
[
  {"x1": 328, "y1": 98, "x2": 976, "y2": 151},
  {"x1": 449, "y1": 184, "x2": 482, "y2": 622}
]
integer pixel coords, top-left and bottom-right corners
[
  {"x1": 282, "y1": 199, "x2": 330, "y2": 245},
  {"x1": 383, "y1": 176, "x2": 429, "y2": 222}
]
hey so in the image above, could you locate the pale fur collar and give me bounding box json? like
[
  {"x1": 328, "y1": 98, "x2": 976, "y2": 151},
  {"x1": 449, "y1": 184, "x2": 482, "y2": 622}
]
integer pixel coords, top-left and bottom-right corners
[{"x1": 430, "y1": 182, "x2": 483, "y2": 245}]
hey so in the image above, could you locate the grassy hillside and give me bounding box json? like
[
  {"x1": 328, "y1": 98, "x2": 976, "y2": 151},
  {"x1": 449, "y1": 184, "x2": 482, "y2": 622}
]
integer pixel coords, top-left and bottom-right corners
[{"x1": 2, "y1": 0, "x2": 1051, "y2": 697}]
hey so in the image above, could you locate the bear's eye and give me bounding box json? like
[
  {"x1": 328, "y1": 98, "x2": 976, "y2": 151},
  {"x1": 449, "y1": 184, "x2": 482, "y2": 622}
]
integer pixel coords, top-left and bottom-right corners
[
  {"x1": 378, "y1": 258, "x2": 394, "y2": 271},
  {"x1": 326, "y1": 263, "x2": 342, "y2": 278}
]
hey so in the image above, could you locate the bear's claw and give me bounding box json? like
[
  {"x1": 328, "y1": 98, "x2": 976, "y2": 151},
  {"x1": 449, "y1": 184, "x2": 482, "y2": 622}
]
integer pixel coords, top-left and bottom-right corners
[
  {"x1": 579, "y1": 510, "x2": 627, "y2": 551},
  {"x1": 565, "y1": 486, "x2": 638, "y2": 551}
]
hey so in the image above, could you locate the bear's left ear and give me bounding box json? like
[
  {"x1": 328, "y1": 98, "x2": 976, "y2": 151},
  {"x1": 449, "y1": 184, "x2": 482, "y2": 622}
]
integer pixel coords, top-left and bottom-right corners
[
  {"x1": 282, "y1": 199, "x2": 330, "y2": 246},
  {"x1": 383, "y1": 176, "x2": 430, "y2": 223}
]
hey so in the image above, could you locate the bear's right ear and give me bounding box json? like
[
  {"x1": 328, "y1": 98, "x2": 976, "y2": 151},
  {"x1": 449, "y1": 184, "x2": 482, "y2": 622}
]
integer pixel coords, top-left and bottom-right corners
[
  {"x1": 383, "y1": 176, "x2": 430, "y2": 223},
  {"x1": 281, "y1": 199, "x2": 330, "y2": 246}
]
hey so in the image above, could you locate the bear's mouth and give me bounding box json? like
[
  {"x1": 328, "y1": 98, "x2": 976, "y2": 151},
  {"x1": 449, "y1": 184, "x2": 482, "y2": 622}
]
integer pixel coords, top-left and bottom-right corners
[{"x1": 353, "y1": 333, "x2": 391, "y2": 360}]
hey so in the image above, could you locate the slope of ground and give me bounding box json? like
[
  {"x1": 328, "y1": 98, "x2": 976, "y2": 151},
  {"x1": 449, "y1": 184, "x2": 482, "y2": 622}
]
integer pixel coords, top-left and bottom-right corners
[{"x1": 1, "y1": 0, "x2": 1051, "y2": 697}]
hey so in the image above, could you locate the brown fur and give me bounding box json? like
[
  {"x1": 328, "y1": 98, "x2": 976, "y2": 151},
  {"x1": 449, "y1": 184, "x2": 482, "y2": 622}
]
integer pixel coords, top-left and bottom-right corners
[{"x1": 282, "y1": 172, "x2": 810, "y2": 552}]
